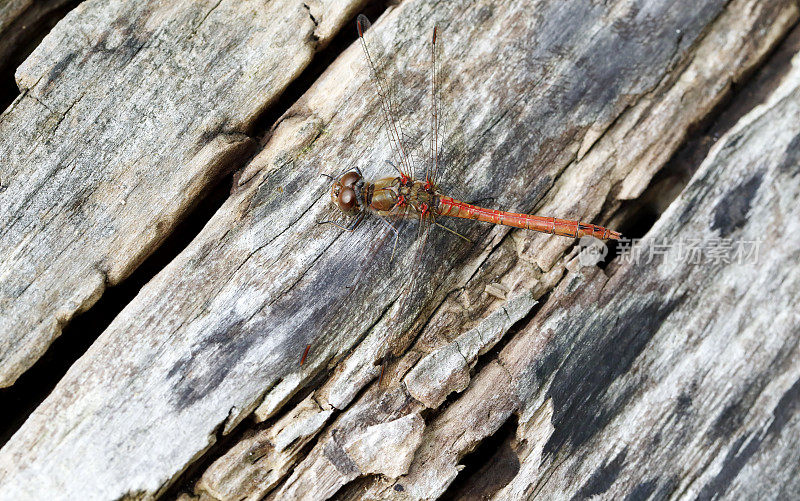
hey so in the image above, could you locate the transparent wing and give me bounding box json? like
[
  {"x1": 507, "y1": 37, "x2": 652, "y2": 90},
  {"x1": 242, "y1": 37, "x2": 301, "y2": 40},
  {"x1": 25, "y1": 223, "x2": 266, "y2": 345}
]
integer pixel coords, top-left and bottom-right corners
[
  {"x1": 376, "y1": 23, "x2": 443, "y2": 386},
  {"x1": 350, "y1": 19, "x2": 454, "y2": 386},
  {"x1": 357, "y1": 15, "x2": 416, "y2": 181},
  {"x1": 376, "y1": 229, "x2": 434, "y2": 387},
  {"x1": 428, "y1": 25, "x2": 442, "y2": 186}
]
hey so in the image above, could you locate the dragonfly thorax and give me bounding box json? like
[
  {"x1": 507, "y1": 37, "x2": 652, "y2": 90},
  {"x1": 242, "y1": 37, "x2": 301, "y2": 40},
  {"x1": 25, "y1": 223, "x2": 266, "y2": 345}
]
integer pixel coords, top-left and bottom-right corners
[
  {"x1": 368, "y1": 176, "x2": 439, "y2": 217},
  {"x1": 328, "y1": 162, "x2": 448, "y2": 221}
]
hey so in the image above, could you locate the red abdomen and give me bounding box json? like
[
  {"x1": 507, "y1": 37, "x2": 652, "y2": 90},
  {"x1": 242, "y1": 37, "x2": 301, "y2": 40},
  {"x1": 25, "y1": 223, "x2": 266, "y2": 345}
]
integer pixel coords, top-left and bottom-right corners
[{"x1": 436, "y1": 196, "x2": 621, "y2": 240}]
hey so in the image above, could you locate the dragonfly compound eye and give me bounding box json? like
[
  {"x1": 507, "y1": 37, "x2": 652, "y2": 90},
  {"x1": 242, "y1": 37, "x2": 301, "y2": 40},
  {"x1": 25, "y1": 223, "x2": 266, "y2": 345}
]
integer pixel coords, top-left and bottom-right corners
[
  {"x1": 340, "y1": 171, "x2": 361, "y2": 187},
  {"x1": 338, "y1": 186, "x2": 358, "y2": 212}
]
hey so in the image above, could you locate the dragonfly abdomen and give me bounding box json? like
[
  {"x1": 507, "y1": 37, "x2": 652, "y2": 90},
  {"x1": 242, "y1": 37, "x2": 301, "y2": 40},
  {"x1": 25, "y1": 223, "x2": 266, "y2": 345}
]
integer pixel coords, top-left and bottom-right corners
[{"x1": 436, "y1": 196, "x2": 621, "y2": 240}]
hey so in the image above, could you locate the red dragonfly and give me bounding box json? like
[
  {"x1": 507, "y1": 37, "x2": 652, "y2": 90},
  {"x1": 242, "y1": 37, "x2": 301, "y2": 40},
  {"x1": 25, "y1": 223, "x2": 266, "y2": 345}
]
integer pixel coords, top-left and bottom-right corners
[{"x1": 305, "y1": 15, "x2": 621, "y2": 369}]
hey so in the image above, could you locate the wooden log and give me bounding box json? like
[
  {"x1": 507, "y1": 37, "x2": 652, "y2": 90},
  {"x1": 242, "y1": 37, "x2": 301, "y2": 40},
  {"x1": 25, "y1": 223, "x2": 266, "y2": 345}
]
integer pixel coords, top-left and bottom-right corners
[
  {"x1": 0, "y1": 0, "x2": 798, "y2": 499},
  {"x1": 0, "y1": 0, "x2": 366, "y2": 388}
]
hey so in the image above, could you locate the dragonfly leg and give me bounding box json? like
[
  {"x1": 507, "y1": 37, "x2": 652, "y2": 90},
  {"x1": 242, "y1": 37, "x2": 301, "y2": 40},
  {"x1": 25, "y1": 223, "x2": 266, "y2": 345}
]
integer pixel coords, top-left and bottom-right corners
[
  {"x1": 385, "y1": 159, "x2": 407, "y2": 181},
  {"x1": 377, "y1": 214, "x2": 400, "y2": 267},
  {"x1": 317, "y1": 212, "x2": 365, "y2": 231},
  {"x1": 415, "y1": 217, "x2": 432, "y2": 265},
  {"x1": 435, "y1": 221, "x2": 472, "y2": 242}
]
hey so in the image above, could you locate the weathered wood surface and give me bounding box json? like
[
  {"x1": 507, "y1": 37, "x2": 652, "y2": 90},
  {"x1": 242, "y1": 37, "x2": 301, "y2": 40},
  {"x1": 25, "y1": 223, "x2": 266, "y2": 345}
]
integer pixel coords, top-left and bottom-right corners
[
  {"x1": 0, "y1": 0, "x2": 365, "y2": 388},
  {"x1": 255, "y1": 33, "x2": 800, "y2": 499},
  {"x1": 1, "y1": 0, "x2": 799, "y2": 499},
  {"x1": 0, "y1": 0, "x2": 78, "y2": 84},
  {"x1": 486, "y1": 60, "x2": 800, "y2": 501}
]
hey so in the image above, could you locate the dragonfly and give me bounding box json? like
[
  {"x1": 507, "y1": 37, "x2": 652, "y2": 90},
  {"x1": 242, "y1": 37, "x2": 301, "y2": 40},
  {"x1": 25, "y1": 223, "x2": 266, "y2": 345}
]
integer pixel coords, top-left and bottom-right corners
[{"x1": 305, "y1": 15, "x2": 621, "y2": 373}]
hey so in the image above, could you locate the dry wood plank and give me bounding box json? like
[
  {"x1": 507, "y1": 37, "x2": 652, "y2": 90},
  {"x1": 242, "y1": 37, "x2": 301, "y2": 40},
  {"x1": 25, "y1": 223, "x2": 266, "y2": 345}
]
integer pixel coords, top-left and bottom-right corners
[
  {"x1": 0, "y1": 0, "x2": 797, "y2": 499},
  {"x1": 489, "y1": 53, "x2": 800, "y2": 501},
  {"x1": 190, "y1": 1, "x2": 799, "y2": 499},
  {"x1": 272, "y1": 22, "x2": 800, "y2": 501},
  {"x1": 0, "y1": 0, "x2": 364, "y2": 388}
]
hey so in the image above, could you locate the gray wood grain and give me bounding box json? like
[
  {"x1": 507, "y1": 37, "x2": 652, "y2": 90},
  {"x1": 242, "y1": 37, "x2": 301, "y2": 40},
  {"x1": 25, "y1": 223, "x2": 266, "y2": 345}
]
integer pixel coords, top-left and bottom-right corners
[
  {"x1": 492, "y1": 53, "x2": 800, "y2": 501},
  {"x1": 283, "y1": 15, "x2": 800, "y2": 501},
  {"x1": 0, "y1": 0, "x2": 798, "y2": 499},
  {"x1": 196, "y1": 1, "x2": 800, "y2": 499},
  {"x1": 0, "y1": 0, "x2": 365, "y2": 388}
]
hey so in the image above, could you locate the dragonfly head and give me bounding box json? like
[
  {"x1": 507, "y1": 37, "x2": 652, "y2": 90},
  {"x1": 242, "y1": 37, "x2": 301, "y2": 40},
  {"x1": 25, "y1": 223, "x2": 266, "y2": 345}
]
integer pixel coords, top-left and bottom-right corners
[{"x1": 330, "y1": 170, "x2": 363, "y2": 214}]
